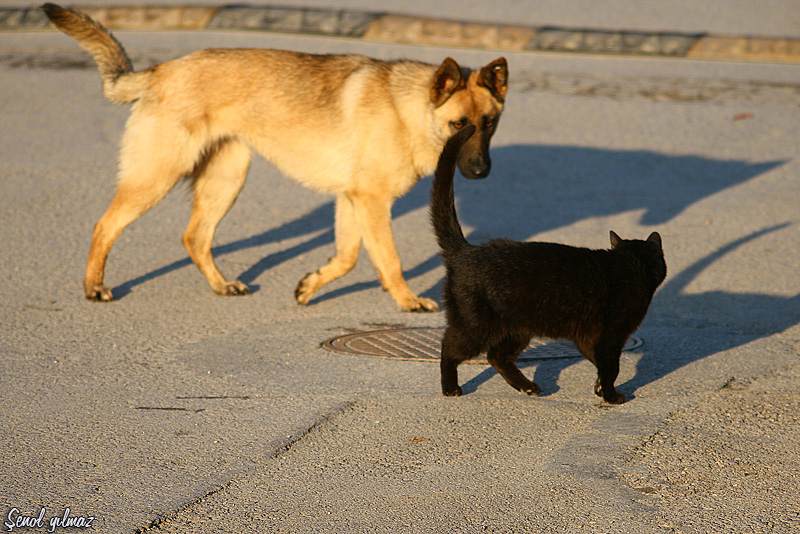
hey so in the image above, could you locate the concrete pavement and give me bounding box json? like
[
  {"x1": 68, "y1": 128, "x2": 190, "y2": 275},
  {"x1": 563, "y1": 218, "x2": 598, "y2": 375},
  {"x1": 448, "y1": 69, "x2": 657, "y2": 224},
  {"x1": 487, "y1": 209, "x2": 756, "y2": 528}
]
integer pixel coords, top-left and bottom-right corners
[{"x1": 0, "y1": 2, "x2": 798, "y2": 533}]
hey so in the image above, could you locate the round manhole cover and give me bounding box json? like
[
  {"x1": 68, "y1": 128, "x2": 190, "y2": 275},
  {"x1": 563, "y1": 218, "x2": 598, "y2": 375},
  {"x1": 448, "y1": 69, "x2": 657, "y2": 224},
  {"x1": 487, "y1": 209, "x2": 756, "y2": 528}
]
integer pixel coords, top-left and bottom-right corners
[{"x1": 322, "y1": 327, "x2": 642, "y2": 363}]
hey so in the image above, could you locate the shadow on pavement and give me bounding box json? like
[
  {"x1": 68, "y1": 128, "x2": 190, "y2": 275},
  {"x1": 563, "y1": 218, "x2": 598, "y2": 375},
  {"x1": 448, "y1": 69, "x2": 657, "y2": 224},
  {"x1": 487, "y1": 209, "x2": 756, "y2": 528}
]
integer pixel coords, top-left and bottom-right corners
[
  {"x1": 460, "y1": 223, "x2": 798, "y2": 397},
  {"x1": 620, "y1": 223, "x2": 799, "y2": 396},
  {"x1": 109, "y1": 144, "x2": 795, "y2": 398}
]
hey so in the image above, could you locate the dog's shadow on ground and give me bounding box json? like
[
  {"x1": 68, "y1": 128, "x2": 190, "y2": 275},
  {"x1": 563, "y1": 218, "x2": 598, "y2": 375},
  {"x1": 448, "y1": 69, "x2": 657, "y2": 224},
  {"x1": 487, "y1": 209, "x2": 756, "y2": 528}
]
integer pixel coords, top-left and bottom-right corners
[
  {"x1": 112, "y1": 144, "x2": 798, "y2": 399},
  {"x1": 111, "y1": 201, "x2": 337, "y2": 299}
]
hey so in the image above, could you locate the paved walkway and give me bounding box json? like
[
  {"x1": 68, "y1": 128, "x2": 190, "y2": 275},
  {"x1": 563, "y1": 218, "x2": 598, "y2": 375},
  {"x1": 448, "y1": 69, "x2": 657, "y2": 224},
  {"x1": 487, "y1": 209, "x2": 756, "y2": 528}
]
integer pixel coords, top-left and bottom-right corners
[{"x1": 0, "y1": 3, "x2": 797, "y2": 533}]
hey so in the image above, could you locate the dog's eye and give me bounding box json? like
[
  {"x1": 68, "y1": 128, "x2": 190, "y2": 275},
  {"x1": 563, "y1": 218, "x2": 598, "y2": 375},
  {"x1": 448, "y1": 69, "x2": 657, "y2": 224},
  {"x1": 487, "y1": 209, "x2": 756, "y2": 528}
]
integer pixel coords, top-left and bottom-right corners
[
  {"x1": 483, "y1": 117, "x2": 496, "y2": 129},
  {"x1": 450, "y1": 119, "x2": 468, "y2": 130}
]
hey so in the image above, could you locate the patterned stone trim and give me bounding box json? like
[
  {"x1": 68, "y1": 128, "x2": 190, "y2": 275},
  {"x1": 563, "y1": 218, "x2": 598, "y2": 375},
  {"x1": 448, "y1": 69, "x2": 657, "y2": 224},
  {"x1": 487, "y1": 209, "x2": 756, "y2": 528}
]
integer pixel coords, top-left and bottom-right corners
[{"x1": 2, "y1": 5, "x2": 797, "y2": 63}]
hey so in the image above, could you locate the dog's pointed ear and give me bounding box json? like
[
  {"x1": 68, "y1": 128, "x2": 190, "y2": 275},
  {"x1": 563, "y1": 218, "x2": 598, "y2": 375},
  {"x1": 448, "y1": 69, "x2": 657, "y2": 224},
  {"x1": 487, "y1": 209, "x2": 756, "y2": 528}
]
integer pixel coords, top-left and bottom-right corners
[
  {"x1": 431, "y1": 57, "x2": 463, "y2": 107},
  {"x1": 610, "y1": 231, "x2": 622, "y2": 248},
  {"x1": 478, "y1": 57, "x2": 508, "y2": 103}
]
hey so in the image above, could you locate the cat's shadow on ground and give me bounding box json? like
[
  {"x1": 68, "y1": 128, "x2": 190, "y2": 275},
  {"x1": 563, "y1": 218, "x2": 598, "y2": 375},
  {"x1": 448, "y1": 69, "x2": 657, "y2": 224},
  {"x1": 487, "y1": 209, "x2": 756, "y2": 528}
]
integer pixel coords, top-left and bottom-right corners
[
  {"x1": 415, "y1": 145, "x2": 795, "y2": 398},
  {"x1": 458, "y1": 223, "x2": 798, "y2": 399},
  {"x1": 110, "y1": 143, "x2": 797, "y2": 399}
]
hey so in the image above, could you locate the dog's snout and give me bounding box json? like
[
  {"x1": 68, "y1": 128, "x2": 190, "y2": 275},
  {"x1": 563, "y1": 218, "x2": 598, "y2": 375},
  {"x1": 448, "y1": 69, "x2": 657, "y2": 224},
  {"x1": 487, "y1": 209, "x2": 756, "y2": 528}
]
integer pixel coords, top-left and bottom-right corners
[
  {"x1": 459, "y1": 157, "x2": 491, "y2": 179},
  {"x1": 471, "y1": 160, "x2": 491, "y2": 178}
]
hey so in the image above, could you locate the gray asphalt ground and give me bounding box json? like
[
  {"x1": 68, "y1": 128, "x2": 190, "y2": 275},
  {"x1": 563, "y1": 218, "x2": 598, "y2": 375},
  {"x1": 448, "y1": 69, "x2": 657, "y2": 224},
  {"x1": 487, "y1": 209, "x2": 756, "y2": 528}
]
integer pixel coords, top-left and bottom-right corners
[{"x1": 1, "y1": 2, "x2": 799, "y2": 533}]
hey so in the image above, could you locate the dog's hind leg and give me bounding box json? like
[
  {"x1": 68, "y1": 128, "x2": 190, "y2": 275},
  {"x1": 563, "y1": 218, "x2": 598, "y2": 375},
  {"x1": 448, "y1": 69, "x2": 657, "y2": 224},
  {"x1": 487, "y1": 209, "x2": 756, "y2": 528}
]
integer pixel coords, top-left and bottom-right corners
[
  {"x1": 183, "y1": 138, "x2": 251, "y2": 296},
  {"x1": 84, "y1": 118, "x2": 200, "y2": 301},
  {"x1": 295, "y1": 193, "x2": 362, "y2": 305}
]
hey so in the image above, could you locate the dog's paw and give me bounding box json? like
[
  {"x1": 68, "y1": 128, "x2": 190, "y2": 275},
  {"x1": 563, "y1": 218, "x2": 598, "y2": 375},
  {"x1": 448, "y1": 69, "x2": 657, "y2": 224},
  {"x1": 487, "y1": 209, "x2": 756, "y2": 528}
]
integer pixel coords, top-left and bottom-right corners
[
  {"x1": 218, "y1": 281, "x2": 249, "y2": 296},
  {"x1": 403, "y1": 296, "x2": 439, "y2": 313},
  {"x1": 85, "y1": 284, "x2": 113, "y2": 302},
  {"x1": 294, "y1": 272, "x2": 318, "y2": 305}
]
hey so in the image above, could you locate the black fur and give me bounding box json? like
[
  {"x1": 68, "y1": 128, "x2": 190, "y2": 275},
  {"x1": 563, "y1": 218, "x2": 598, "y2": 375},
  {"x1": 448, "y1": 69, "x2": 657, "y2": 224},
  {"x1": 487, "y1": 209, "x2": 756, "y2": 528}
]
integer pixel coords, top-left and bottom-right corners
[{"x1": 430, "y1": 126, "x2": 667, "y2": 403}]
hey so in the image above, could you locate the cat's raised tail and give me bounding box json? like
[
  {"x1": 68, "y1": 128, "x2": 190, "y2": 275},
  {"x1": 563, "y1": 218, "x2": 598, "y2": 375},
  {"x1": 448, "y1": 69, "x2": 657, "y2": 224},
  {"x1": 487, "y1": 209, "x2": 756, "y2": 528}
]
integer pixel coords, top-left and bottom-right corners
[{"x1": 431, "y1": 125, "x2": 476, "y2": 256}]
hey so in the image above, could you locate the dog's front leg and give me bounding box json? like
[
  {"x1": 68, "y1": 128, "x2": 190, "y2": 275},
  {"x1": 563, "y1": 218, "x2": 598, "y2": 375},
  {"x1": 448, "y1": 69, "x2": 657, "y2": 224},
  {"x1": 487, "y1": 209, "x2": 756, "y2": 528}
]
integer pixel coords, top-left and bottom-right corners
[
  {"x1": 295, "y1": 194, "x2": 362, "y2": 305},
  {"x1": 349, "y1": 191, "x2": 438, "y2": 312}
]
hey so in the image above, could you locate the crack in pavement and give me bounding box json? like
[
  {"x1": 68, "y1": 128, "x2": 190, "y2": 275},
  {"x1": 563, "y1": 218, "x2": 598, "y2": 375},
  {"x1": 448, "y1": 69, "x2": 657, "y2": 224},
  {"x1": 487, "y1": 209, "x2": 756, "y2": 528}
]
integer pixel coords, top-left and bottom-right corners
[{"x1": 133, "y1": 400, "x2": 357, "y2": 534}]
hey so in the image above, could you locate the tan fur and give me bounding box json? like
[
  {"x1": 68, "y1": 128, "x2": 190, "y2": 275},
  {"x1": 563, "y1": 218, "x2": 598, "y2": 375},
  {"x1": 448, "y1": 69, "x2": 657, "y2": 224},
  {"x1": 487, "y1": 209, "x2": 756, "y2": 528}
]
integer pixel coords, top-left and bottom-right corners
[{"x1": 43, "y1": 3, "x2": 508, "y2": 311}]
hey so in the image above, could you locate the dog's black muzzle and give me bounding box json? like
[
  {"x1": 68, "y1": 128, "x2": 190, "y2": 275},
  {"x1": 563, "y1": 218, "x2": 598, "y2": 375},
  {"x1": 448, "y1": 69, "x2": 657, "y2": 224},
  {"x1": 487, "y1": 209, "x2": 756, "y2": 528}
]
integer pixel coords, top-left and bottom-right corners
[
  {"x1": 458, "y1": 156, "x2": 491, "y2": 179},
  {"x1": 457, "y1": 131, "x2": 493, "y2": 179}
]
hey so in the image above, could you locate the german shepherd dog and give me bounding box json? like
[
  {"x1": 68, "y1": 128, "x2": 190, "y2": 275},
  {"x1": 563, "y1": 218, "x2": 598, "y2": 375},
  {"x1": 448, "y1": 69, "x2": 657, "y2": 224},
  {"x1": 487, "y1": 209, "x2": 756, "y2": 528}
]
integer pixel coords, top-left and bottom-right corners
[{"x1": 42, "y1": 4, "x2": 508, "y2": 311}]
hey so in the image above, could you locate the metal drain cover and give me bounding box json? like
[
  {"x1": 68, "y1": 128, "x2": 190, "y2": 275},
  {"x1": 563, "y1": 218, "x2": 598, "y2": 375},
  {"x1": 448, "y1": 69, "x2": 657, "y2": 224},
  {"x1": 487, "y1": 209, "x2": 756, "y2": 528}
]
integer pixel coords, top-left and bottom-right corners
[{"x1": 322, "y1": 327, "x2": 642, "y2": 363}]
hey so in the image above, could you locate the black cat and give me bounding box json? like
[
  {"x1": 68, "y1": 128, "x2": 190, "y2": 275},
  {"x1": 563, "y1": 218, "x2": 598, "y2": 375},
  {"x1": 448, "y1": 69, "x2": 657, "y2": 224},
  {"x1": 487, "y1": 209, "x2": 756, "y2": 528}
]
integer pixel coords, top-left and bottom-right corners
[{"x1": 430, "y1": 125, "x2": 667, "y2": 403}]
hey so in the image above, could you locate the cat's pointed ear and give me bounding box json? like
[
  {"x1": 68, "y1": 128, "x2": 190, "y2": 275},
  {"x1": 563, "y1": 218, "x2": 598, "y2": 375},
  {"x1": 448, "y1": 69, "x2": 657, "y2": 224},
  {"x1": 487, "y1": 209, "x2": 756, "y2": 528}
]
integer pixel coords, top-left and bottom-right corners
[
  {"x1": 609, "y1": 231, "x2": 622, "y2": 248},
  {"x1": 647, "y1": 232, "x2": 663, "y2": 250}
]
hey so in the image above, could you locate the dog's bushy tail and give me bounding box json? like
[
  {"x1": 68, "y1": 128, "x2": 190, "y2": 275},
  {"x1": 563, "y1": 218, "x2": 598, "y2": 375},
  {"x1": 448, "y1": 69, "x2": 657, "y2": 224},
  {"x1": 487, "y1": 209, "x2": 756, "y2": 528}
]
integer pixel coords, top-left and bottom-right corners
[
  {"x1": 42, "y1": 3, "x2": 147, "y2": 104},
  {"x1": 431, "y1": 125, "x2": 476, "y2": 256}
]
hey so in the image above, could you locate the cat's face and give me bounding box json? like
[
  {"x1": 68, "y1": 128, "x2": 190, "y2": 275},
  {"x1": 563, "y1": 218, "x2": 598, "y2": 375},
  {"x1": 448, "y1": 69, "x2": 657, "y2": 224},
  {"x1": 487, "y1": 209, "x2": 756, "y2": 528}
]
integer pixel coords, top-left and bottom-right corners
[{"x1": 610, "y1": 231, "x2": 667, "y2": 286}]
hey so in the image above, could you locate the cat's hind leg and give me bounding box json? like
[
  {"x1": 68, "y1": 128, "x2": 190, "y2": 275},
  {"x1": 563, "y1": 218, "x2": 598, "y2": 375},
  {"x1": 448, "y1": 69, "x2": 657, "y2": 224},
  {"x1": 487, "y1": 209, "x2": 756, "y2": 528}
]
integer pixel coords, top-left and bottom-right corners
[
  {"x1": 486, "y1": 335, "x2": 540, "y2": 396},
  {"x1": 440, "y1": 327, "x2": 481, "y2": 397}
]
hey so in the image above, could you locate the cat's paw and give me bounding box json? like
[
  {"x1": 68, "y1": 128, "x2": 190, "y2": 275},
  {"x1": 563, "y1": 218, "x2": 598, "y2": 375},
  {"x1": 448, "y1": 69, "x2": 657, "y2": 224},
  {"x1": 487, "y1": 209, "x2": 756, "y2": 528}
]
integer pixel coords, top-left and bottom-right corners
[
  {"x1": 594, "y1": 379, "x2": 625, "y2": 404},
  {"x1": 522, "y1": 383, "x2": 541, "y2": 396},
  {"x1": 443, "y1": 385, "x2": 463, "y2": 397}
]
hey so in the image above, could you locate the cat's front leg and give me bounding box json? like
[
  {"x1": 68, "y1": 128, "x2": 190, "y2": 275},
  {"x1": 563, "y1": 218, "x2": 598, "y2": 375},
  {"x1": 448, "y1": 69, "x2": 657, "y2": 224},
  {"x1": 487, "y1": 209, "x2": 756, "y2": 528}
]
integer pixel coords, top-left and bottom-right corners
[
  {"x1": 594, "y1": 377, "x2": 626, "y2": 404},
  {"x1": 592, "y1": 341, "x2": 627, "y2": 404}
]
